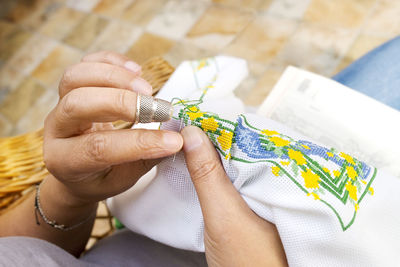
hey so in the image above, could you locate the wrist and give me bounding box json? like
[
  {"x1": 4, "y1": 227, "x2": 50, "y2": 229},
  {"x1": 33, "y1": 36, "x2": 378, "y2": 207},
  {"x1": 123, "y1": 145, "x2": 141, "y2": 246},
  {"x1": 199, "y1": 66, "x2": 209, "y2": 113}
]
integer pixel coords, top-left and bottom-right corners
[
  {"x1": 38, "y1": 176, "x2": 98, "y2": 228},
  {"x1": 45, "y1": 175, "x2": 97, "y2": 208}
]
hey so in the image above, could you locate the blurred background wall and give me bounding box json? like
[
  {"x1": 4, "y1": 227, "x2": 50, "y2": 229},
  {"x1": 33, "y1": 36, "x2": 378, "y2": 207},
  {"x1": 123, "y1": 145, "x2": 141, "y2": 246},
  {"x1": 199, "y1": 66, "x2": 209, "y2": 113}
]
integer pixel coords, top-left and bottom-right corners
[{"x1": 0, "y1": 0, "x2": 399, "y2": 137}]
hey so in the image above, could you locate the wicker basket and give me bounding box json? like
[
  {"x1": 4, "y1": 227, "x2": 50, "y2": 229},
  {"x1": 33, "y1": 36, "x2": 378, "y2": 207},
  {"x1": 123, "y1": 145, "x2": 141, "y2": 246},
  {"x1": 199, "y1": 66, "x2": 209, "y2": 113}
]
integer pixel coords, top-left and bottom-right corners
[{"x1": 0, "y1": 57, "x2": 175, "y2": 246}]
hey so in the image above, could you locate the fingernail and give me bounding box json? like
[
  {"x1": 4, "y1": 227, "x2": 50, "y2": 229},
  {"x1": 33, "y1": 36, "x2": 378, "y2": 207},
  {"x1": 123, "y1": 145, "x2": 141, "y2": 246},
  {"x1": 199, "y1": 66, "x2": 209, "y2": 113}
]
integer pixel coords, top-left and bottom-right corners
[
  {"x1": 131, "y1": 78, "x2": 153, "y2": 95},
  {"x1": 124, "y1": 61, "x2": 142, "y2": 74},
  {"x1": 182, "y1": 126, "x2": 204, "y2": 152},
  {"x1": 162, "y1": 132, "x2": 183, "y2": 150}
]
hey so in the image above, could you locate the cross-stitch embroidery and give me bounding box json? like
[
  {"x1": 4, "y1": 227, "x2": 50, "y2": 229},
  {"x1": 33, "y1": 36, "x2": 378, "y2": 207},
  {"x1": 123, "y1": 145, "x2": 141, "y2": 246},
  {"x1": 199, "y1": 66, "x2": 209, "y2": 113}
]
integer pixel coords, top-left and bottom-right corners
[{"x1": 169, "y1": 57, "x2": 377, "y2": 231}]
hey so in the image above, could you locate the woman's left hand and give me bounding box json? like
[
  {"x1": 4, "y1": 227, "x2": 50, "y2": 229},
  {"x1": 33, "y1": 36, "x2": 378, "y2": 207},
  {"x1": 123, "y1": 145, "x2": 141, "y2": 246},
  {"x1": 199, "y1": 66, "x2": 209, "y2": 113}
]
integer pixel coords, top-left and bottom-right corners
[{"x1": 43, "y1": 51, "x2": 183, "y2": 206}]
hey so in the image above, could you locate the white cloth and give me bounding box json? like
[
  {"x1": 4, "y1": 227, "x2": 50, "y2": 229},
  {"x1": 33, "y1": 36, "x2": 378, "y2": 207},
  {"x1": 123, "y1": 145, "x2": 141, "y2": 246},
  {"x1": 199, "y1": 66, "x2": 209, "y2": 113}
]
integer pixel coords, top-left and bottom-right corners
[{"x1": 108, "y1": 56, "x2": 400, "y2": 266}]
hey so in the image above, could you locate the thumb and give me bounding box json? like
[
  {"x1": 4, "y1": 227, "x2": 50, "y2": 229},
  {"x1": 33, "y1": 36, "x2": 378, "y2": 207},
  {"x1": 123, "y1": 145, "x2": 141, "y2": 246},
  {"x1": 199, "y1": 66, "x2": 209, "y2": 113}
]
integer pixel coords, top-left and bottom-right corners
[{"x1": 181, "y1": 126, "x2": 252, "y2": 222}]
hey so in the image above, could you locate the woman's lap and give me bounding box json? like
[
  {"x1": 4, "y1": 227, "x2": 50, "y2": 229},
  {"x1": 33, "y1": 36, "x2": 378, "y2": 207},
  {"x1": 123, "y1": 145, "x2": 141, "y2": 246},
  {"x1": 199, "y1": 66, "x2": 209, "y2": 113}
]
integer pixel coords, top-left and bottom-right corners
[{"x1": 333, "y1": 36, "x2": 400, "y2": 110}]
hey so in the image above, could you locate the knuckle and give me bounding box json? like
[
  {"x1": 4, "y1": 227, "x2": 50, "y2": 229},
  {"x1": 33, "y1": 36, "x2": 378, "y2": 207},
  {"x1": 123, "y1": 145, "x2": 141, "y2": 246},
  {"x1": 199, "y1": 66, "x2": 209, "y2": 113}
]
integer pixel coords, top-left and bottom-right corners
[
  {"x1": 133, "y1": 131, "x2": 163, "y2": 155},
  {"x1": 85, "y1": 133, "x2": 108, "y2": 163},
  {"x1": 105, "y1": 66, "x2": 118, "y2": 83},
  {"x1": 115, "y1": 90, "x2": 128, "y2": 114},
  {"x1": 190, "y1": 159, "x2": 220, "y2": 184},
  {"x1": 60, "y1": 64, "x2": 76, "y2": 88},
  {"x1": 99, "y1": 50, "x2": 128, "y2": 64},
  {"x1": 136, "y1": 131, "x2": 157, "y2": 149},
  {"x1": 43, "y1": 109, "x2": 54, "y2": 129},
  {"x1": 43, "y1": 142, "x2": 57, "y2": 175},
  {"x1": 100, "y1": 50, "x2": 116, "y2": 61},
  {"x1": 42, "y1": 146, "x2": 52, "y2": 169},
  {"x1": 114, "y1": 90, "x2": 134, "y2": 119},
  {"x1": 59, "y1": 91, "x2": 79, "y2": 118},
  {"x1": 81, "y1": 54, "x2": 90, "y2": 62}
]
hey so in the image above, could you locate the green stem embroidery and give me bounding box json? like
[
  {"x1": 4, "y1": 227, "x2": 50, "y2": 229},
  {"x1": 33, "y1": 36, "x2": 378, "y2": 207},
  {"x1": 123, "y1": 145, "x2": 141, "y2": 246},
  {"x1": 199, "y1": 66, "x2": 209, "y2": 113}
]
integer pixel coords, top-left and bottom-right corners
[{"x1": 169, "y1": 58, "x2": 377, "y2": 231}]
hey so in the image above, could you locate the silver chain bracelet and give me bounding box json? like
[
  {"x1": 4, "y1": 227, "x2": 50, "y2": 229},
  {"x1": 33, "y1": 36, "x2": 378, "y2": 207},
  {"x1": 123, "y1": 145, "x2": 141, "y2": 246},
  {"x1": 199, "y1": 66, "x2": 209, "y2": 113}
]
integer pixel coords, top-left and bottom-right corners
[{"x1": 34, "y1": 184, "x2": 95, "y2": 231}]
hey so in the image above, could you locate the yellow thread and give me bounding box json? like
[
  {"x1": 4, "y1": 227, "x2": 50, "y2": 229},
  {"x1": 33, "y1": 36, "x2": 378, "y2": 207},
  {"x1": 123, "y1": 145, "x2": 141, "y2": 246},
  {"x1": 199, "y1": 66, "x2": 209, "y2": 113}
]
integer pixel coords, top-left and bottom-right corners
[
  {"x1": 186, "y1": 106, "x2": 204, "y2": 120},
  {"x1": 333, "y1": 170, "x2": 341, "y2": 177},
  {"x1": 271, "y1": 166, "x2": 280, "y2": 176},
  {"x1": 345, "y1": 181, "x2": 358, "y2": 201},
  {"x1": 201, "y1": 117, "x2": 219, "y2": 132},
  {"x1": 197, "y1": 59, "x2": 207, "y2": 71},
  {"x1": 346, "y1": 166, "x2": 357, "y2": 180},
  {"x1": 355, "y1": 203, "x2": 359, "y2": 211},
  {"x1": 280, "y1": 161, "x2": 290, "y2": 166},
  {"x1": 327, "y1": 152, "x2": 334, "y2": 157},
  {"x1": 188, "y1": 106, "x2": 198, "y2": 112},
  {"x1": 302, "y1": 145, "x2": 311, "y2": 150},
  {"x1": 369, "y1": 187, "x2": 374, "y2": 195},
  {"x1": 261, "y1": 129, "x2": 279, "y2": 136},
  {"x1": 187, "y1": 112, "x2": 204, "y2": 120},
  {"x1": 323, "y1": 167, "x2": 330, "y2": 175},
  {"x1": 308, "y1": 192, "x2": 320, "y2": 200},
  {"x1": 340, "y1": 152, "x2": 355, "y2": 165},
  {"x1": 269, "y1": 136, "x2": 290, "y2": 147},
  {"x1": 301, "y1": 168, "x2": 320, "y2": 189},
  {"x1": 288, "y1": 149, "x2": 306, "y2": 165},
  {"x1": 218, "y1": 130, "x2": 233, "y2": 151},
  {"x1": 176, "y1": 100, "x2": 187, "y2": 105}
]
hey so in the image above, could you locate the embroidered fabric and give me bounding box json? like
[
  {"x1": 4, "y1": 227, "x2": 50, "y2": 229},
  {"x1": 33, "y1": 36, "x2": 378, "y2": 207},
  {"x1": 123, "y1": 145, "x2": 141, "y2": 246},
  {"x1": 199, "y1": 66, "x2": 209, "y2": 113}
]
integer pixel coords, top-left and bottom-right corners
[{"x1": 108, "y1": 56, "x2": 400, "y2": 266}]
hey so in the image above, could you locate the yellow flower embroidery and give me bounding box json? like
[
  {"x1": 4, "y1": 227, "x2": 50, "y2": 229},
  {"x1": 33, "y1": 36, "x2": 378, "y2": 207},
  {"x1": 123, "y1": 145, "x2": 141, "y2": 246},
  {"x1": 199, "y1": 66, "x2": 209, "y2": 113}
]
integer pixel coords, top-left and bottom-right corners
[
  {"x1": 346, "y1": 166, "x2": 357, "y2": 180},
  {"x1": 225, "y1": 153, "x2": 231, "y2": 160},
  {"x1": 308, "y1": 192, "x2": 320, "y2": 200},
  {"x1": 272, "y1": 166, "x2": 281, "y2": 176},
  {"x1": 326, "y1": 152, "x2": 334, "y2": 157},
  {"x1": 288, "y1": 149, "x2": 306, "y2": 165},
  {"x1": 201, "y1": 117, "x2": 219, "y2": 132},
  {"x1": 345, "y1": 181, "x2": 358, "y2": 201},
  {"x1": 217, "y1": 130, "x2": 233, "y2": 151},
  {"x1": 280, "y1": 161, "x2": 290, "y2": 166},
  {"x1": 302, "y1": 145, "x2": 311, "y2": 150},
  {"x1": 340, "y1": 152, "x2": 355, "y2": 165},
  {"x1": 269, "y1": 136, "x2": 290, "y2": 147},
  {"x1": 197, "y1": 59, "x2": 207, "y2": 71},
  {"x1": 188, "y1": 106, "x2": 198, "y2": 112},
  {"x1": 261, "y1": 129, "x2": 279, "y2": 136},
  {"x1": 333, "y1": 170, "x2": 341, "y2": 177},
  {"x1": 301, "y1": 168, "x2": 320, "y2": 189},
  {"x1": 323, "y1": 167, "x2": 330, "y2": 175},
  {"x1": 369, "y1": 187, "x2": 374, "y2": 195},
  {"x1": 187, "y1": 111, "x2": 204, "y2": 120},
  {"x1": 355, "y1": 203, "x2": 359, "y2": 211}
]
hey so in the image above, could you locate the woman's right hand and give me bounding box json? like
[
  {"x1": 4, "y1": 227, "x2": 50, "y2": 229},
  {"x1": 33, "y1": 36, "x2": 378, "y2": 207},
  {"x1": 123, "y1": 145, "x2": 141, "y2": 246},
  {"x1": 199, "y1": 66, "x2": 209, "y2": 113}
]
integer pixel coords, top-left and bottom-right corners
[
  {"x1": 42, "y1": 51, "x2": 183, "y2": 207},
  {"x1": 181, "y1": 126, "x2": 288, "y2": 267}
]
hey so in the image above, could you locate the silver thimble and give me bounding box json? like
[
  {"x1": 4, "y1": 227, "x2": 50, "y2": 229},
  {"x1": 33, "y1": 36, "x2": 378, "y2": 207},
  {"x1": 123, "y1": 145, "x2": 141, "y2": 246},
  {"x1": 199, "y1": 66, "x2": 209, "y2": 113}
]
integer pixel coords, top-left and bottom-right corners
[{"x1": 135, "y1": 94, "x2": 173, "y2": 124}]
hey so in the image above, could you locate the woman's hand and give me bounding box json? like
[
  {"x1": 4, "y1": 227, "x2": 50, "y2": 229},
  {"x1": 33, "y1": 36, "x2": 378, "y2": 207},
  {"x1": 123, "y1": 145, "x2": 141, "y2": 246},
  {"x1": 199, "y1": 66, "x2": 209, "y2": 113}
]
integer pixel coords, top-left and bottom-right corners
[
  {"x1": 43, "y1": 51, "x2": 183, "y2": 206},
  {"x1": 181, "y1": 126, "x2": 288, "y2": 267},
  {"x1": 0, "y1": 51, "x2": 183, "y2": 256}
]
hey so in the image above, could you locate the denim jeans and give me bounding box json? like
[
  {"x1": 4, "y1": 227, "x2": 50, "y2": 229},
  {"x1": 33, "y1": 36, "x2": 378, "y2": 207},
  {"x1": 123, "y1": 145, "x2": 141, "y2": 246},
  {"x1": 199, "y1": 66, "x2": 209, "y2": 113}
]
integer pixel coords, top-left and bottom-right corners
[{"x1": 333, "y1": 36, "x2": 400, "y2": 110}]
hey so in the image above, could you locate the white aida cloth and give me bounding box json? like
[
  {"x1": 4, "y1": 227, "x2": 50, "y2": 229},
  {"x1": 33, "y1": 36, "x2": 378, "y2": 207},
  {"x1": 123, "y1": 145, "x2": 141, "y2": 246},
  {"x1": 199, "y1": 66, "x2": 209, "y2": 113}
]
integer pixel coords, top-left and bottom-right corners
[{"x1": 108, "y1": 56, "x2": 400, "y2": 266}]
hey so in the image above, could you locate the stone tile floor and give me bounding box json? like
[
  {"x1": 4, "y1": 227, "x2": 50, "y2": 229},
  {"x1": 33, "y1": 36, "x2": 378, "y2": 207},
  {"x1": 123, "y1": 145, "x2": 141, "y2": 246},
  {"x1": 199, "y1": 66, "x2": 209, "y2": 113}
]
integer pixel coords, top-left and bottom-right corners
[
  {"x1": 0, "y1": 0, "x2": 399, "y2": 248},
  {"x1": 0, "y1": 0, "x2": 399, "y2": 137}
]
